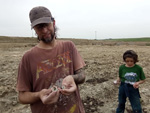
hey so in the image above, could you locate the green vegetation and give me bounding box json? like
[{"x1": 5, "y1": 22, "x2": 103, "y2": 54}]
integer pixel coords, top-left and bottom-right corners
[
  {"x1": 0, "y1": 36, "x2": 150, "y2": 46},
  {"x1": 107, "y1": 37, "x2": 150, "y2": 42},
  {"x1": 1, "y1": 36, "x2": 150, "y2": 42}
]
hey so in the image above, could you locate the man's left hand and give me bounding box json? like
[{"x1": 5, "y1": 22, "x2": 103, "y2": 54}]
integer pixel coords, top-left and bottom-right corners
[{"x1": 60, "y1": 75, "x2": 77, "y2": 95}]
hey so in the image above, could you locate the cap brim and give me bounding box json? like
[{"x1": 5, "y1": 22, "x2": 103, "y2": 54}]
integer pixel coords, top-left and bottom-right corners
[{"x1": 31, "y1": 17, "x2": 52, "y2": 28}]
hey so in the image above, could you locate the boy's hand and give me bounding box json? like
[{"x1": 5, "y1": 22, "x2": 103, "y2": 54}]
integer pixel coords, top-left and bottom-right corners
[
  {"x1": 133, "y1": 82, "x2": 139, "y2": 89},
  {"x1": 114, "y1": 78, "x2": 121, "y2": 85},
  {"x1": 133, "y1": 80, "x2": 145, "y2": 89},
  {"x1": 60, "y1": 75, "x2": 77, "y2": 95}
]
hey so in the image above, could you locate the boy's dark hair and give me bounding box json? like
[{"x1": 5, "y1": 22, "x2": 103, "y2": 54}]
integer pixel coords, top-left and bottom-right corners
[{"x1": 123, "y1": 50, "x2": 139, "y2": 63}]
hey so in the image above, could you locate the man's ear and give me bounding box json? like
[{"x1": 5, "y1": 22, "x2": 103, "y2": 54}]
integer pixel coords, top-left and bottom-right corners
[{"x1": 53, "y1": 20, "x2": 55, "y2": 26}]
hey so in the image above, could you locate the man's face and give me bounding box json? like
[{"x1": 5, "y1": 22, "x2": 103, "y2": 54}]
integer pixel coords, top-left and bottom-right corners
[{"x1": 34, "y1": 22, "x2": 55, "y2": 43}]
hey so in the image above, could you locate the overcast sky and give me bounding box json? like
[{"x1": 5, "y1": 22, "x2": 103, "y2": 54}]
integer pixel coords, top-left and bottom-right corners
[{"x1": 0, "y1": 0, "x2": 150, "y2": 39}]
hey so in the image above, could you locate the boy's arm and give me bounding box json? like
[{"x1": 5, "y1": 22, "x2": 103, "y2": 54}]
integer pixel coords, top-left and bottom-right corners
[
  {"x1": 137, "y1": 79, "x2": 145, "y2": 84},
  {"x1": 133, "y1": 79, "x2": 145, "y2": 89},
  {"x1": 117, "y1": 77, "x2": 121, "y2": 83}
]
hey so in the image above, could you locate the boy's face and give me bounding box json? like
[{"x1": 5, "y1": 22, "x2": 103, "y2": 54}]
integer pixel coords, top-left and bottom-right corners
[{"x1": 125, "y1": 57, "x2": 135, "y2": 67}]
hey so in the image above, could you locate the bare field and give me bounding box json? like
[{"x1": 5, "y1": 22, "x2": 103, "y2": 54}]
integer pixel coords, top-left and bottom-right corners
[{"x1": 0, "y1": 39, "x2": 150, "y2": 113}]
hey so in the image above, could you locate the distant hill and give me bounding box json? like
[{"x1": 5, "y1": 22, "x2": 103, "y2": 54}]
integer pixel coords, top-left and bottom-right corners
[
  {"x1": 0, "y1": 36, "x2": 150, "y2": 46},
  {"x1": 0, "y1": 36, "x2": 37, "y2": 43},
  {"x1": 0, "y1": 36, "x2": 97, "y2": 45}
]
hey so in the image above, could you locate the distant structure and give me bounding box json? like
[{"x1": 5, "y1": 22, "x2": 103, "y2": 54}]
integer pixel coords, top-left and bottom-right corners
[
  {"x1": 95, "y1": 31, "x2": 97, "y2": 40},
  {"x1": 32, "y1": 30, "x2": 33, "y2": 38}
]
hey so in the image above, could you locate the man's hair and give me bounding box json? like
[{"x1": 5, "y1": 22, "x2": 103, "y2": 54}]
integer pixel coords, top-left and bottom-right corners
[{"x1": 123, "y1": 50, "x2": 139, "y2": 63}]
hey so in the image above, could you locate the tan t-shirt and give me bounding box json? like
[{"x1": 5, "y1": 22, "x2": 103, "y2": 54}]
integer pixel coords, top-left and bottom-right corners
[{"x1": 17, "y1": 40, "x2": 86, "y2": 113}]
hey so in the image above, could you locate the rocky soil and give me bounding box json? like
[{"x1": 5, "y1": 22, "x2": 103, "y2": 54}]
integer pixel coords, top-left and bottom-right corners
[{"x1": 0, "y1": 40, "x2": 150, "y2": 113}]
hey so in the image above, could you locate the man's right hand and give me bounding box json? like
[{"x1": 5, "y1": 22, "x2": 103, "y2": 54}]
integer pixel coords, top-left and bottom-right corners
[{"x1": 39, "y1": 88, "x2": 60, "y2": 104}]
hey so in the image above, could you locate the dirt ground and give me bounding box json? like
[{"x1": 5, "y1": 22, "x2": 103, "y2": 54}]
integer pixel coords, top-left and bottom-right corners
[{"x1": 0, "y1": 39, "x2": 150, "y2": 113}]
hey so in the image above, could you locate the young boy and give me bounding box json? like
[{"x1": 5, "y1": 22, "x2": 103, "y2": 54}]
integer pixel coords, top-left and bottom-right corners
[{"x1": 115, "y1": 50, "x2": 146, "y2": 113}]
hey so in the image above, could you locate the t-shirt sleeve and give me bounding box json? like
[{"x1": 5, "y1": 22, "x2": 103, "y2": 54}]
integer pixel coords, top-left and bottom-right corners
[
  {"x1": 70, "y1": 41, "x2": 86, "y2": 71},
  {"x1": 119, "y1": 65, "x2": 122, "y2": 78},
  {"x1": 139, "y1": 67, "x2": 146, "y2": 80},
  {"x1": 16, "y1": 53, "x2": 32, "y2": 92}
]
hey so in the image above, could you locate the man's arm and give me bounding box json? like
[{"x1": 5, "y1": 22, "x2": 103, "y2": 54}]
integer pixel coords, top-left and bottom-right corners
[
  {"x1": 18, "y1": 89, "x2": 60, "y2": 104},
  {"x1": 18, "y1": 91, "x2": 40, "y2": 104},
  {"x1": 72, "y1": 68, "x2": 86, "y2": 84}
]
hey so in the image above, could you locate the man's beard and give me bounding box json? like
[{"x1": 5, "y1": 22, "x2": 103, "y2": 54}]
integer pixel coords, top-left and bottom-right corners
[{"x1": 39, "y1": 32, "x2": 55, "y2": 44}]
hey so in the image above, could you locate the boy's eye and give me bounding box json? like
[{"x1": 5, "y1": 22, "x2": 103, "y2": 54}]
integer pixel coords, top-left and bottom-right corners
[{"x1": 125, "y1": 60, "x2": 134, "y2": 62}]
